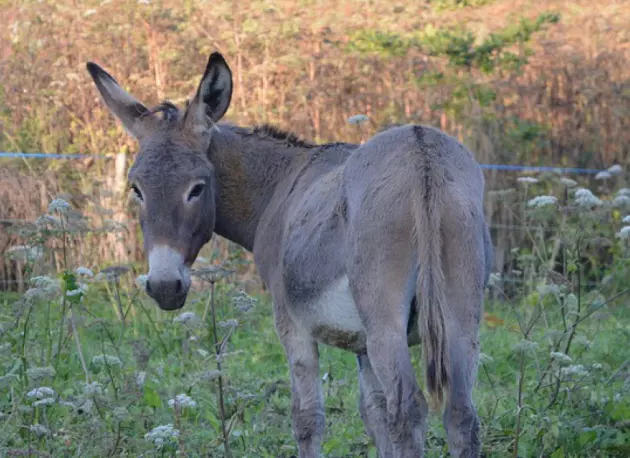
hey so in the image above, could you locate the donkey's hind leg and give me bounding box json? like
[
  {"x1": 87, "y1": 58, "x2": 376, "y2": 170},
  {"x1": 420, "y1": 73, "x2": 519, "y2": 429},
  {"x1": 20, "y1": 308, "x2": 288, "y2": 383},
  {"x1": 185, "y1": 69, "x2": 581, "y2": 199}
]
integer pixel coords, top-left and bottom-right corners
[
  {"x1": 357, "y1": 354, "x2": 394, "y2": 457},
  {"x1": 441, "y1": 217, "x2": 487, "y2": 457},
  {"x1": 347, "y1": 241, "x2": 428, "y2": 457}
]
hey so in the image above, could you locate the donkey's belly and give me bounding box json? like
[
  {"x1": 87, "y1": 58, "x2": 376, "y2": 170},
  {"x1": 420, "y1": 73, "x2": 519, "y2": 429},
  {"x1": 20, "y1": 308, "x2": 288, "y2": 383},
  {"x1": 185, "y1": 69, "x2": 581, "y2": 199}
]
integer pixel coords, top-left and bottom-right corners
[{"x1": 295, "y1": 276, "x2": 368, "y2": 353}]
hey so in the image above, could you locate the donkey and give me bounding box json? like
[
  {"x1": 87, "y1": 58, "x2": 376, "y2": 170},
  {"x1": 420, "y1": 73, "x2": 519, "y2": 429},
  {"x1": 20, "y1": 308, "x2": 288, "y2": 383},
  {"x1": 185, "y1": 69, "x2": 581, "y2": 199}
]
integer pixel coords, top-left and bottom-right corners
[{"x1": 86, "y1": 51, "x2": 493, "y2": 457}]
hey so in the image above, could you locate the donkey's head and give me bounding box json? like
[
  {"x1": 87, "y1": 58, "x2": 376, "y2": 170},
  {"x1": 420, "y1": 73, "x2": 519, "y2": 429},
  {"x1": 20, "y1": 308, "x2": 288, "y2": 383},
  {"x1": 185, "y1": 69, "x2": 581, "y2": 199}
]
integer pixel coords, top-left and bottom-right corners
[{"x1": 86, "y1": 53, "x2": 233, "y2": 310}]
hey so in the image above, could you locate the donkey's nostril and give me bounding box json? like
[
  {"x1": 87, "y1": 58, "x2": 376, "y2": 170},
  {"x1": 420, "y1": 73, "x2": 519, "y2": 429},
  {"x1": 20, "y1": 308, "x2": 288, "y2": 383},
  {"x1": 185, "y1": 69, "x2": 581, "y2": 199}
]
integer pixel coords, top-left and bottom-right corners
[
  {"x1": 146, "y1": 279, "x2": 152, "y2": 294},
  {"x1": 175, "y1": 279, "x2": 183, "y2": 294}
]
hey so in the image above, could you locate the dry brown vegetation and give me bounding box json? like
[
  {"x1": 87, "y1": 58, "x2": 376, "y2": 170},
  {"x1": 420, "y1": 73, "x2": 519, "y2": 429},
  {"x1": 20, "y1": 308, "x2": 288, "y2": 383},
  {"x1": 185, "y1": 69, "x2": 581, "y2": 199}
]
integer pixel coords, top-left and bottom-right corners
[{"x1": 1, "y1": 0, "x2": 629, "y2": 289}]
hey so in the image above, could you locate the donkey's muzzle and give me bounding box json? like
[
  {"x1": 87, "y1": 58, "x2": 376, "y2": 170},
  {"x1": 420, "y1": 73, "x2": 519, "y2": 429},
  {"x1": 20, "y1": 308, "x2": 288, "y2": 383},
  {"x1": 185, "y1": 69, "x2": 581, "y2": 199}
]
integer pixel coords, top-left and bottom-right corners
[
  {"x1": 146, "y1": 278, "x2": 188, "y2": 310},
  {"x1": 146, "y1": 245, "x2": 190, "y2": 311}
]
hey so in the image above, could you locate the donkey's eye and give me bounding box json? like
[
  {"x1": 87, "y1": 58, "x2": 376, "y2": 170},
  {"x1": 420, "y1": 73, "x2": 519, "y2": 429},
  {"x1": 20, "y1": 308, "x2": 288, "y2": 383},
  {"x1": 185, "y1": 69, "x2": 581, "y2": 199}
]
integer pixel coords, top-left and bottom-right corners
[
  {"x1": 131, "y1": 184, "x2": 143, "y2": 201},
  {"x1": 188, "y1": 183, "x2": 205, "y2": 201}
]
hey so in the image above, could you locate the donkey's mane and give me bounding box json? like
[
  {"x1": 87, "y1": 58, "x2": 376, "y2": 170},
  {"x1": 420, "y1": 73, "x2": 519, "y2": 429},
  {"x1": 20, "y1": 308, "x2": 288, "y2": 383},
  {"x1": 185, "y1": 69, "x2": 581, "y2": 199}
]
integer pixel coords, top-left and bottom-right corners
[
  {"x1": 250, "y1": 124, "x2": 316, "y2": 149},
  {"x1": 144, "y1": 104, "x2": 315, "y2": 150},
  {"x1": 147, "y1": 101, "x2": 181, "y2": 123}
]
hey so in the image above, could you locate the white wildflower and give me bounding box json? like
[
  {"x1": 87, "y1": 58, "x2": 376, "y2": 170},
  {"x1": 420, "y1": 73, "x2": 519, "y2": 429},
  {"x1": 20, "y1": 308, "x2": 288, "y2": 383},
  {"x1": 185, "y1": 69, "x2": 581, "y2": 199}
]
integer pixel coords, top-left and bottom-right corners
[
  {"x1": 77, "y1": 398, "x2": 94, "y2": 414},
  {"x1": 196, "y1": 349, "x2": 210, "y2": 358},
  {"x1": 608, "y1": 164, "x2": 623, "y2": 175},
  {"x1": 574, "y1": 188, "x2": 602, "y2": 208},
  {"x1": 27, "y1": 387, "x2": 56, "y2": 399},
  {"x1": 561, "y1": 364, "x2": 588, "y2": 377},
  {"x1": 29, "y1": 424, "x2": 50, "y2": 436},
  {"x1": 478, "y1": 353, "x2": 494, "y2": 364},
  {"x1": 91, "y1": 354, "x2": 122, "y2": 368},
  {"x1": 75, "y1": 267, "x2": 94, "y2": 278},
  {"x1": 517, "y1": 177, "x2": 538, "y2": 184},
  {"x1": 559, "y1": 177, "x2": 577, "y2": 188},
  {"x1": 48, "y1": 198, "x2": 70, "y2": 213},
  {"x1": 173, "y1": 311, "x2": 198, "y2": 324},
  {"x1": 618, "y1": 188, "x2": 630, "y2": 197},
  {"x1": 23, "y1": 288, "x2": 47, "y2": 301},
  {"x1": 26, "y1": 276, "x2": 62, "y2": 301},
  {"x1": 26, "y1": 366, "x2": 56, "y2": 381},
  {"x1": 594, "y1": 171, "x2": 612, "y2": 180},
  {"x1": 550, "y1": 352, "x2": 572, "y2": 365},
  {"x1": 83, "y1": 382, "x2": 103, "y2": 396},
  {"x1": 487, "y1": 273, "x2": 501, "y2": 288},
  {"x1": 613, "y1": 195, "x2": 630, "y2": 207},
  {"x1": 232, "y1": 290, "x2": 258, "y2": 312},
  {"x1": 168, "y1": 393, "x2": 197, "y2": 410},
  {"x1": 144, "y1": 424, "x2": 180, "y2": 450},
  {"x1": 6, "y1": 245, "x2": 43, "y2": 262},
  {"x1": 527, "y1": 195, "x2": 557, "y2": 208},
  {"x1": 135, "y1": 371, "x2": 147, "y2": 389},
  {"x1": 623, "y1": 216, "x2": 630, "y2": 224},
  {"x1": 30, "y1": 276, "x2": 61, "y2": 292},
  {"x1": 135, "y1": 274, "x2": 148, "y2": 289},
  {"x1": 96, "y1": 266, "x2": 129, "y2": 282},
  {"x1": 347, "y1": 114, "x2": 369, "y2": 125},
  {"x1": 617, "y1": 226, "x2": 630, "y2": 239},
  {"x1": 66, "y1": 283, "x2": 88, "y2": 297},
  {"x1": 512, "y1": 340, "x2": 538, "y2": 353},
  {"x1": 592, "y1": 363, "x2": 603, "y2": 370},
  {"x1": 33, "y1": 397, "x2": 55, "y2": 407}
]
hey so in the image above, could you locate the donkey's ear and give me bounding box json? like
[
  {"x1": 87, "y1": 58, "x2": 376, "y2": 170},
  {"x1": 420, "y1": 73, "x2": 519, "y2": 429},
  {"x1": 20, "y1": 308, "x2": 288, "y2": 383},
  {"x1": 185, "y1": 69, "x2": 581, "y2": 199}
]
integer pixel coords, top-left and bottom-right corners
[
  {"x1": 184, "y1": 52, "x2": 233, "y2": 132},
  {"x1": 86, "y1": 62, "x2": 156, "y2": 140}
]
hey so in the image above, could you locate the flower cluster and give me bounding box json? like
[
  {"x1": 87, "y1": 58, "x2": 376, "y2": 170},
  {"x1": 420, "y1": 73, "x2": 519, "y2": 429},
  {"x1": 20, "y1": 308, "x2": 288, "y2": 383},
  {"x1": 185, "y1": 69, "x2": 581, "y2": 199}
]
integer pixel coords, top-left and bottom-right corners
[
  {"x1": 527, "y1": 195, "x2": 557, "y2": 208},
  {"x1": 168, "y1": 393, "x2": 197, "y2": 410},
  {"x1": 27, "y1": 387, "x2": 56, "y2": 399},
  {"x1": 48, "y1": 198, "x2": 70, "y2": 213},
  {"x1": 173, "y1": 311, "x2": 198, "y2": 324},
  {"x1": 26, "y1": 366, "x2": 56, "y2": 381},
  {"x1": 574, "y1": 188, "x2": 602, "y2": 208},
  {"x1": 144, "y1": 424, "x2": 180, "y2": 450}
]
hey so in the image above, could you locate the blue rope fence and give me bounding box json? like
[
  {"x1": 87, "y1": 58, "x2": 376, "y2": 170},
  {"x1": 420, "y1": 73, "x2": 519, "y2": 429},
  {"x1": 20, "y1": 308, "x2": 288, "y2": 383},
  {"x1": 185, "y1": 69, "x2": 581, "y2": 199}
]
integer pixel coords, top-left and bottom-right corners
[{"x1": 0, "y1": 152, "x2": 608, "y2": 175}]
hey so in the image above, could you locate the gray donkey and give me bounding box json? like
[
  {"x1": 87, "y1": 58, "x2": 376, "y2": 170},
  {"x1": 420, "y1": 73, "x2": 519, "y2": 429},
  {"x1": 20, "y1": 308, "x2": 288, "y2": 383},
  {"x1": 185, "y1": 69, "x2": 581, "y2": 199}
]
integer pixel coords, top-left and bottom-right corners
[{"x1": 86, "y1": 51, "x2": 493, "y2": 457}]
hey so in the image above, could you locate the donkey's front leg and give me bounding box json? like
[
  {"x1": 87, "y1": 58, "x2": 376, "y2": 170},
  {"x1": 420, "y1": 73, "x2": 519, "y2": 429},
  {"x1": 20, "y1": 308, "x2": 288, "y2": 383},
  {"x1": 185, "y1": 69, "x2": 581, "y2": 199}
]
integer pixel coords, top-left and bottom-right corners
[{"x1": 275, "y1": 305, "x2": 325, "y2": 458}]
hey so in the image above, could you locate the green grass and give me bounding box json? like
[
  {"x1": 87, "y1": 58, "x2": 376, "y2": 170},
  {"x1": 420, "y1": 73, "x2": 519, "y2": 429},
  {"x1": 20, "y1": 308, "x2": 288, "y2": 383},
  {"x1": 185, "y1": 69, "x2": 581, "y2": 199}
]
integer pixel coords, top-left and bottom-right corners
[{"x1": 0, "y1": 274, "x2": 628, "y2": 457}]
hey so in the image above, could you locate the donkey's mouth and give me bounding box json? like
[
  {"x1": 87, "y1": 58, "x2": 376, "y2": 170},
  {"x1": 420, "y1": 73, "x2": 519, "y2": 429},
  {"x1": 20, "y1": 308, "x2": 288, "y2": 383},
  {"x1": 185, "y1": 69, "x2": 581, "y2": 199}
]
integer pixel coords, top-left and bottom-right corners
[{"x1": 155, "y1": 295, "x2": 187, "y2": 311}]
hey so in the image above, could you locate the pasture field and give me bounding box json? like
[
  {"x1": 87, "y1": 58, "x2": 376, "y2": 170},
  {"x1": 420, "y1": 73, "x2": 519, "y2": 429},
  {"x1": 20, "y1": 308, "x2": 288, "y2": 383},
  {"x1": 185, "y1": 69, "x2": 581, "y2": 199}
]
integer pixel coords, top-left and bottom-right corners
[
  {"x1": 1, "y1": 176, "x2": 629, "y2": 457},
  {"x1": 1, "y1": 0, "x2": 630, "y2": 456}
]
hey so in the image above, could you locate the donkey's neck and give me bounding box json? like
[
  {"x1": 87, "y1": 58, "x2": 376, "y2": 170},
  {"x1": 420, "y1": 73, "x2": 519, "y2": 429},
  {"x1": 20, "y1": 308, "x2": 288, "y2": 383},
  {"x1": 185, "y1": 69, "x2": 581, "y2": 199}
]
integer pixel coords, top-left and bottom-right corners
[{"x1": 207, "y1": 125, "x2": 310, "y2": 251}]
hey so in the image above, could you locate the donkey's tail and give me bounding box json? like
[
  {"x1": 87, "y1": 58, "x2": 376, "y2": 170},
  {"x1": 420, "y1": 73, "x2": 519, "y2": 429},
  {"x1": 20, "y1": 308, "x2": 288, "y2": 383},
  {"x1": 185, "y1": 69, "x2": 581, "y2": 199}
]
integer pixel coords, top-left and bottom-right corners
[{"x1": 412, "y1": 136, "x2": 449, "y2": 408}]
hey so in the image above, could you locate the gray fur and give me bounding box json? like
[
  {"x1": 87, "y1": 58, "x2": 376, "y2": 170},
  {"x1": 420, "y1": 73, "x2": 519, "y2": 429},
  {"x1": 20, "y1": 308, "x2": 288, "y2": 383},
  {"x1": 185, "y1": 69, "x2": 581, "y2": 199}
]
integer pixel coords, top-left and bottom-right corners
[{"x1": 86, "y1": 51, "x2": 493, "y2": 457}]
